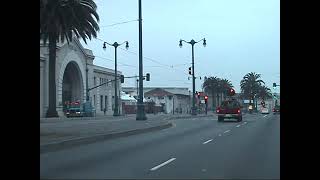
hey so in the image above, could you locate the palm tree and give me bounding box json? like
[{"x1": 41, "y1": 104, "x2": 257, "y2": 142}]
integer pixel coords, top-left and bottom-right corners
[
  {"x1": 220, "y1": 78, "x2": 233, "y2": 100},
  {"x1": 202, "y1": 76, "x2": 219, "y2": 110},
  {"x1": 40, "y1": 0, "x2": 100, "y2": 117},
  {"x1": 257, "y1": 85, "x2": 272, "y2": 101},
  {"x1": 215, "y1": 78, "x2": 223, "y2": 107},
  {"x1": 240, "y1": 72, "x2": 265, "y2": 109}
]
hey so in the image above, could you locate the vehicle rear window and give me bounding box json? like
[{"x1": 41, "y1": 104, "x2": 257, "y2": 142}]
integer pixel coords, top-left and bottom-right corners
[{"x1": 221, "y1": 101, "x2": 239, "y2": 109}]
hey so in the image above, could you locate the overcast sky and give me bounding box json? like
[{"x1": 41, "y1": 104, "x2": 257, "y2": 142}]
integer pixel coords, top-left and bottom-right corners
[{"x1": 81, "y1": 0, "x2": 280, "y2": 93}]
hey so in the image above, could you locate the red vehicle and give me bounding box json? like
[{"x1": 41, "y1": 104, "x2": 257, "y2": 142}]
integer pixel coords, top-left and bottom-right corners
[
  {"x1": 216, "y1": 99, "x2": 242, "y2": 122},
  {"x1": 272, "y1": 105, "x2": 280, "y2": 114}
]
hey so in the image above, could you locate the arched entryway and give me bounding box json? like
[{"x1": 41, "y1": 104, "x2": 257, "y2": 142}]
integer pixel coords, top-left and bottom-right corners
[{"x1": 62, "y1": 62, "x2": 84, "y2": 111}]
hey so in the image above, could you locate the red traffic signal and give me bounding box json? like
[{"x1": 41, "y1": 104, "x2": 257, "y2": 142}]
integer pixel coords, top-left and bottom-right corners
[
  {"x1": 228, "y1": 88, "x2": 235, "y2": 96},
  {"x1": 204, "y1": 95, "x2": 208, "y2": 104}
]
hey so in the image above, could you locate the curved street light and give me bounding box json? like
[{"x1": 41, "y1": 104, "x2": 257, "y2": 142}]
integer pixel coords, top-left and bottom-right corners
[
  {"x1": 103, "y1": 41, "x2": 129, "y2": 116},
  {"x1": 179, "y1": 38, "x2": 206, "y2": 115}
]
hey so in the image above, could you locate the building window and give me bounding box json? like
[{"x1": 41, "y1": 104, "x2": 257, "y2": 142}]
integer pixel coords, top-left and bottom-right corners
[
  {"x1": 112, "y1": 96, "x2": 115, "y2": 110},
  {"x1": 100, "y1": 95, "x2": 103, "y2": 111},
  {"x1": 93, "y1": 95, "x2": 96, "y2": 107},
  {"x1": 105, "y1": 96, "x2": 108, "y2": 110},
  {"x1": 94, "y1": 77, "x2": 96, "y2": 86}
]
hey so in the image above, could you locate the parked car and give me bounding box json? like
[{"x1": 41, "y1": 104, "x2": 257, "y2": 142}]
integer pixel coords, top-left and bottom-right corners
[
  {"x1": 216, "y1": 99, "x2": 243, "y2": 122},
  {"x1": 66, "y1": 107, "x2": 83, "y2": 118},
  {"x1": 273, "y1": 105, "x2": 280, "y2": 114}
]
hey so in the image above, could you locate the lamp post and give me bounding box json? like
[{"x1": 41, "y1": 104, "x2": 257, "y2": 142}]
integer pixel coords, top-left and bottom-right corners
[
  {"x1": 86, "y1": 63, "x2": 89, "y2": 101},
  {"x1": 103, "y1": 41, "x2": 129, "y2": 116},
  {"x1": 179, "y1": 38, "x2": 206, "y2": 115}
]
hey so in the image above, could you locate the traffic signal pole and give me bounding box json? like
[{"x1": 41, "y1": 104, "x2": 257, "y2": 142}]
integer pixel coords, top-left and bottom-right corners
[
  {"x1": 114, "y1": 45, "x2": 119, "y2": 116},
  {"x1": 191, "y1": 44, "x2": 196, "y2": 115}
]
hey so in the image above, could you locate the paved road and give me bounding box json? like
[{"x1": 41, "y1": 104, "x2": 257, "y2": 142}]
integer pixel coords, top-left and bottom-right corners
[{"x1": 40, "y1": 113, "x2": 280, "y2": 179}]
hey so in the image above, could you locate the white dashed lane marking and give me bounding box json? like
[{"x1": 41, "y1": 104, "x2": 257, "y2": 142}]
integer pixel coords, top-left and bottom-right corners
[
  {"x1": 150, "y1": 158, "x2": 176, "y2": 171},
  {"x1": 203, "y1": 139, "x2": 213, "y2": 144},
  {"x1": 224, "y1": 130, "x2": 231, "y2": 133}
]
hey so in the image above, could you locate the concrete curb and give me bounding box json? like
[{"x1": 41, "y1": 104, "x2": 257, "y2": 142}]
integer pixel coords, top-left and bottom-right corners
[
  {"x1": 168, "y1": 114, "x2": 213, "y2": 120},
  {"x1": 40, "y1": 122, "x2": 172, "y2": 154}
]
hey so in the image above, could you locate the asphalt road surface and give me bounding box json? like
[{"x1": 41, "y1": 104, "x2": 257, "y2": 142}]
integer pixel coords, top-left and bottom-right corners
[{"x1": 40, "y1": 113, "x2": 280, "y2": 179}]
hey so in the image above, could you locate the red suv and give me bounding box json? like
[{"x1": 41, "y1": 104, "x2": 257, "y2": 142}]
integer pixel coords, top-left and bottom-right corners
[{"x1": 217, "y1": 99, "x2": 242, "y2": 122}]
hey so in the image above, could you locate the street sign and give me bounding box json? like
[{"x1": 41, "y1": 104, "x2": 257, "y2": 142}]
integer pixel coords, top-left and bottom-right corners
[{"x1": 244, "y1": 100, "x2": 250, "y2": 104}]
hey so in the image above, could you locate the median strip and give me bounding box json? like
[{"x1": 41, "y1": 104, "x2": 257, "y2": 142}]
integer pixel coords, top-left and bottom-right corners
[{"x1": 150, "y1": 158, "x2": 176, "y2": 171}]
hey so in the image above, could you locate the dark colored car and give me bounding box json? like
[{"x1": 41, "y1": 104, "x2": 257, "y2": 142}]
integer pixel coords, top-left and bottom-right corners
[
  {"x1": 216, "y1": 99, "x2": 243, "y2": 122},
  {"x1": 66, "y1": 107, "x2": 83, "y2": 118},
  {"x1": 273, "y1": 105, "x2": 280, "y2": 114}
]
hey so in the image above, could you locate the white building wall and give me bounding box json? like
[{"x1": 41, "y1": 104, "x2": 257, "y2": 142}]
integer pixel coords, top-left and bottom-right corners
[{"x1": 40, "y1": 38, "x2": 120, "y2": 118}]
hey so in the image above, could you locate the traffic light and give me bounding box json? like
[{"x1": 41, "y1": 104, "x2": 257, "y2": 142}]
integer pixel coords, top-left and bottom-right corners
[
  {"x1": 228, "y1": 88, "x2": 235, "y2": 96},
  {"x1": 204, "y1": 95, "x2": 208, "y2": 104},
  {"x1": 146, "y1": 73, "x2": 150, "y2": 81},
  {"x1": 188, "y1": 67, "x2": 192, "y2": 75},
  {"x1": 273, "y1": 83, "x2": 277, "y2": 88},
  {"x1": 120, "y1": 75, "x2": 124, "y2": 83}
]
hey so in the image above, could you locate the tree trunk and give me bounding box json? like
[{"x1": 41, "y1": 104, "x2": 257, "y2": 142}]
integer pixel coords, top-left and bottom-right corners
[
  {"x1": 46, "y1": 33, "x2": 59, "y2": 117},
  {"x1": 212, "y1": 89, "x2": 215, "y2": 111},
  {"x1": 216, "y1": 93, "x2": 219, "y2": 107}
]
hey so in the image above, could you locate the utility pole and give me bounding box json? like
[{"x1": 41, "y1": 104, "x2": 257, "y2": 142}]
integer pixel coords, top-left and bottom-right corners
[
  {"x1": 136, "y1": 78, "x2": 139, "y2": 98},
  {"x1": 136, "y1": 0, "x2": 147, "y2": 120}
]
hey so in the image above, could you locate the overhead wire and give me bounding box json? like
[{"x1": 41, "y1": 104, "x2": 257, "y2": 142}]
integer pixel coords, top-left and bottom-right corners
[
  {"x1": 100, "y1": 19, "x2": 138, "y2": 28},
  {"x1": 94, "y1": 37, "x2": 193, "y2": 84}
]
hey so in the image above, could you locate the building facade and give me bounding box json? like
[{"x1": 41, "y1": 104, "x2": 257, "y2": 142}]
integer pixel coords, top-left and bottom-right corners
[
  {"x1": 122, "y1": 87, "x2": 191, "y2": 114},
  {"x1": 40, "y1": 37, "x2": 122, "y2": 118}
]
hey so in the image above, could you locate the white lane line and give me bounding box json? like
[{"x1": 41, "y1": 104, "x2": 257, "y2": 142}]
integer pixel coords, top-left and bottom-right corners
[
  {"x1": 236, "y1": 125, "x2": 241, "y2": 128},
  {"x1": 203, "y1": 139, "x2": 213, "y2": 144},
  {"x1": 243, "y1": 122, "x2": 247, "y2": 125},
  {"x1": 263, "y1": 115, "x2": 267, "y2": 117},
  {"x1": 224, "y1": 130, "x2": 231, "y2": 133},
  {"x1": 150, "y1": 158, "x2": 176, "y2": 171},
  {"x1": 218, "y1": 134, "x2": 222, "y2": 136}
]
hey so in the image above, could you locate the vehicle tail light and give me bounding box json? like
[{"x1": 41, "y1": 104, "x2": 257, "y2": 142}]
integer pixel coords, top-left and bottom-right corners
[
  {"x1": 273, "y1": 109, "x2": 275, "y2": 112},
  {"x1": 237, "y1": 109, "x2": 241, "y2": 114},
  {"x1": 216, "y1": 108, "x2": 220, "y2": 113}
]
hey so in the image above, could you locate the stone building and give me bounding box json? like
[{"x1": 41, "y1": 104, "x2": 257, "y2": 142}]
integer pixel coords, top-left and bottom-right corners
[{"x1": 40, "y1": 37, "x2": 122, "y2": 117}]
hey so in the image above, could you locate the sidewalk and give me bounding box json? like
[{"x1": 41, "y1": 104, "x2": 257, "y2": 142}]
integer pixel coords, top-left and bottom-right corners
[{"x1": 40, "y1": 113, "x2": 214, "y2": 153}]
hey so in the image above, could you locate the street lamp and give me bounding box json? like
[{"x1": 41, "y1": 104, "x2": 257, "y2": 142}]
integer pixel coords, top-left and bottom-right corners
[
  {"x1": 103, "y1": 41, "x2": 129, "y2": 116},
  {"x1": 179, "y1": 38, "x2": 206, "y2": 115}
]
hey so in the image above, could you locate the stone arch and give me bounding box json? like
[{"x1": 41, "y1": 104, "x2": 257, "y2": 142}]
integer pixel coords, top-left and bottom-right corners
[{"x1": 57, "y1": 51, "x2": 87, "y2": 114}]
